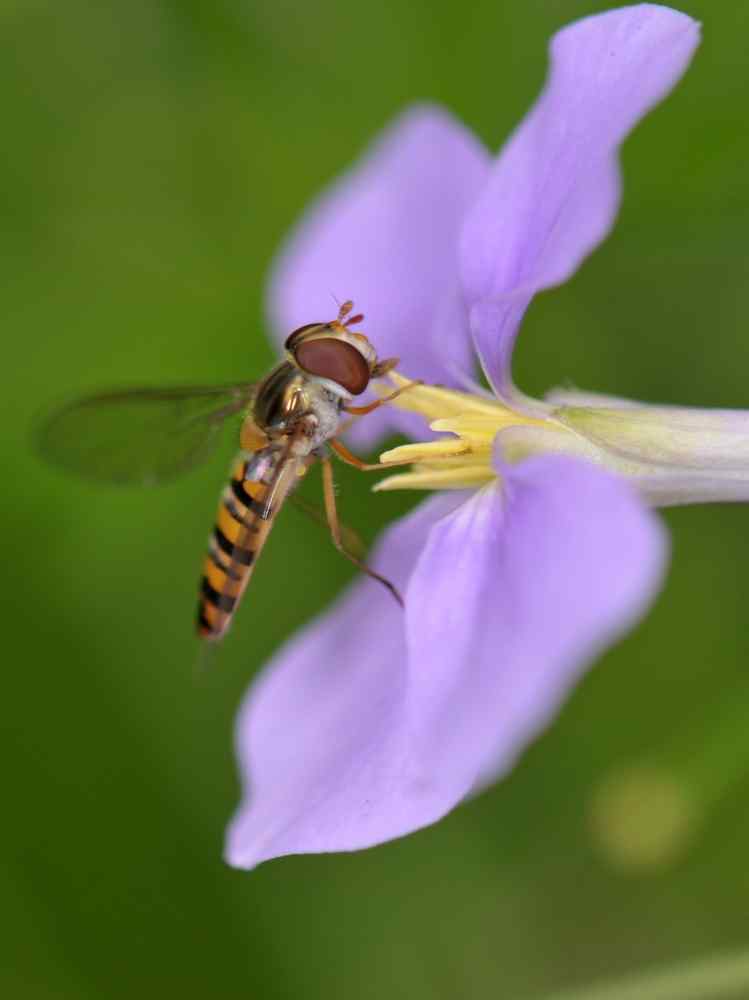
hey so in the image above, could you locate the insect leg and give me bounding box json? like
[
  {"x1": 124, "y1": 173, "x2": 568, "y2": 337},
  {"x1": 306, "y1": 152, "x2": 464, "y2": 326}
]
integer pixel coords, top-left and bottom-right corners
[
  {"x1": 321, "y1": 456, "x2": 403, "y2": 607},
  {"x1": 329, "y1": 438, "x2": 420, "y2": 472},
  {"x1": 288, "y1": 491, "x2": 366, "y2": 558},
  {"x1": 342, "y1": 378, "x2": 423, "y2": 416},
  {"x1": 329, "y1": 438, "x2": 381, "y2": 471}
]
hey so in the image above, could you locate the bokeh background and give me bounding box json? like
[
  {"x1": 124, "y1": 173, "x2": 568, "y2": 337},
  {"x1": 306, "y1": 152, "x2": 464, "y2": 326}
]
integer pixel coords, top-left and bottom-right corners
[{"x1": 5, "y1": 1, "x2": 749, "y2": 997}]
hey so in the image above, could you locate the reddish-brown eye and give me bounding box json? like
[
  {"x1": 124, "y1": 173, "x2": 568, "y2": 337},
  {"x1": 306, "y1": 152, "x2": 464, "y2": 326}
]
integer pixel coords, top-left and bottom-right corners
[
  {"x1": 294, "y1": 338, "x2": 370, "y2": 395},
  {"x1": 284, "y1": 324, "x2": 323, "y2": 350}
]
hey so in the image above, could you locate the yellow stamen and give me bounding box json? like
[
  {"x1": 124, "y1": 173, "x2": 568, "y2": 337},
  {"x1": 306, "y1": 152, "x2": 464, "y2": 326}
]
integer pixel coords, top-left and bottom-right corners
[
  {"x1": 379, "y1": 437, "x2": 473, "y2": 465},
  {"x1": 374, "y1": 465, "x2": 495, "y2": 492},
  {"x1": 374, "y1": 373, "x2": 552, "y2": 491}
]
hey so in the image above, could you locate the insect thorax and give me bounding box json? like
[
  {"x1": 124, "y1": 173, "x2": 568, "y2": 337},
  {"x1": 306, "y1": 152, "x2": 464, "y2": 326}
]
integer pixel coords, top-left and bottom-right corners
[{"x1": 253, "y1": 361, "x2": 343, "y2": 453}]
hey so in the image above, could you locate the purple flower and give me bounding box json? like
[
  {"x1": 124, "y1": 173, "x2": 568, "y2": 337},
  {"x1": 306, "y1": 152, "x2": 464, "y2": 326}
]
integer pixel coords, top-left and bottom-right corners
[{"x1": 224, "y1": 4, "x2": 726, "y2": 870}]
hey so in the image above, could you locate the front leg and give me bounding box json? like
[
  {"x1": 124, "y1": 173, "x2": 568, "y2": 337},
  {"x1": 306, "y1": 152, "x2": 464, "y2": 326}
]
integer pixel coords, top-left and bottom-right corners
[
  {"x1": 342, "y1": 378, "x2": 423, "y2": 416},
  {"x1": 330, "y1": 435, "x2": 471, "y2": 474},
  {"x1": 329, "y1": 438, "x2": 417, "y2": 472}
]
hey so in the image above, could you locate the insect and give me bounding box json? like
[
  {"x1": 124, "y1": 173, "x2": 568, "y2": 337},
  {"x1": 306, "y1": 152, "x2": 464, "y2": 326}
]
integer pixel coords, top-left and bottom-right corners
[{"x1": 38, "y1": 301, "x2": 415, "y2": 643}]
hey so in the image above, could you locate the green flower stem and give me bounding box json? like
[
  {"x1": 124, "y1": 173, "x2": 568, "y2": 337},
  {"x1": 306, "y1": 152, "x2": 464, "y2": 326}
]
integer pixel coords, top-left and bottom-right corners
[{"x1": 540, "y1": 950, "x2": 749, "y2": 1000}]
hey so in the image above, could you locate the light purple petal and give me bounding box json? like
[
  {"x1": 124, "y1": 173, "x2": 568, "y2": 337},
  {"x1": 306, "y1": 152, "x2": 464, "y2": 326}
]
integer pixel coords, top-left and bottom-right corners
[
  {"x1": 556, "y1": 401, "x2": 749, "y2": 505},
  {"x1": 404, "y1": 454, "x2": 667, "y2": 801},
  {"x1": 545, "y1": 386, "x2": 647, "y2": 409},
  {"x1": 225, "y1": 491, "x2": 466, "y2": 870},
  {"x1": 227, "y1": 455, "x2": 667, "y2": 870},
  {"x1": 460, "y1": 5, "x2": 700, "y2": 396},
  {"x1": 266, "y1": 105, "x2": 490, "y2": 445}
]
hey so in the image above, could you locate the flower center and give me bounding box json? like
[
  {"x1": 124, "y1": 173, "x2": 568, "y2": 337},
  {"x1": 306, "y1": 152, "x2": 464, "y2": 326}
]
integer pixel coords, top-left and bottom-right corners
[{"x1": 374, "y1": 374, "x2": 550, "y2": 492}]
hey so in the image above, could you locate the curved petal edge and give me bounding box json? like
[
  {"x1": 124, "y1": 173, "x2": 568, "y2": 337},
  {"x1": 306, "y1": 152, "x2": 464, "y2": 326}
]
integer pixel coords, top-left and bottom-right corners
[
  {"x1": 459, "y1": 5, "x2": 700, "y2": 394},
  {"x1": 404, "y1": 453, "x2": 669, "y2": 798}
]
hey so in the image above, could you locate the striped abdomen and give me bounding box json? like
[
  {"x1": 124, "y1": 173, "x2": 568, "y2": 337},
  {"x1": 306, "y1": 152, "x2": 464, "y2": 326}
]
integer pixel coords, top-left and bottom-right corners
[{"x1": 197, "y1": 447, "x2": 294, "y2": 641}]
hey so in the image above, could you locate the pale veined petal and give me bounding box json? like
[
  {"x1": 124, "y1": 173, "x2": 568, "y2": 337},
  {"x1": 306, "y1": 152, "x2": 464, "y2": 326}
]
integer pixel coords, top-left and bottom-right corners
[
  {"x1": 225, "y1": 492, "x2": 467, "y2": 870},
  {"x1": 266, "y1": 105, "x2": 490, "y2": 446},
  {"x1": 460, "y1": 6, "x2": 700, "y2": 397},
  {"x1": 404, "y1": 454, "x2": 668, "y2": 799}
]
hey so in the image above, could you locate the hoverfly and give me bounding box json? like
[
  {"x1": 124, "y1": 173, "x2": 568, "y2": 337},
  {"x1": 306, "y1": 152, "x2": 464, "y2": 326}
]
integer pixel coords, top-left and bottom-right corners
[{"x1": 38, "y1": 302, "x2": 414, "y2": 642}]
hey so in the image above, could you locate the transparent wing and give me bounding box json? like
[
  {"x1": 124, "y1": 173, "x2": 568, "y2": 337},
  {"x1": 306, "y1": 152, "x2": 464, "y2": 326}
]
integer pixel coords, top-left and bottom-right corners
[
  {"x1": 287, "y1": 493, "x2": 366, "y2": 559},
  {"x1": 36, "y1": 382, "x2": 257, "y2": 485}
]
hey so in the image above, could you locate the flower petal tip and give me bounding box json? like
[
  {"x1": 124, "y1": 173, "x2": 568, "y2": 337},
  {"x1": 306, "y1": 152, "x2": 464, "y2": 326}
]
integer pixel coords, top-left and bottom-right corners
[{"x1": 460, "y1": 1, "x2": 700, "y2": 394}]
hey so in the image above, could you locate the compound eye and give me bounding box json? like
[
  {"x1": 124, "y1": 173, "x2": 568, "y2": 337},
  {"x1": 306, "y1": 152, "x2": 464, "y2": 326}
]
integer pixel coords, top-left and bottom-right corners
[
  {"x1": 284, "y1": 323, "x2": 323, "y2": 351},
  {"x1": 294, "y1": 338, "x2": 370, "y2": 395}
]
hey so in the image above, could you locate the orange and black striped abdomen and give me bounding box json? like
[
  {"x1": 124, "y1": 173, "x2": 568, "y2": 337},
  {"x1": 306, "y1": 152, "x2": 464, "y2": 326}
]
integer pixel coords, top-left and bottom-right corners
[{"x1": 197, "y1": 449, "x2": 287, "y2": 641}]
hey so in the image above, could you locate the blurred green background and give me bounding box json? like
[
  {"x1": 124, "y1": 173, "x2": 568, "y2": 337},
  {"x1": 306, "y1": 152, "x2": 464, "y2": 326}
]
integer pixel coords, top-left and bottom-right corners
[{"x1": 5, "y1": 1, "x2": 749, "y2": 997}]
